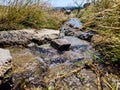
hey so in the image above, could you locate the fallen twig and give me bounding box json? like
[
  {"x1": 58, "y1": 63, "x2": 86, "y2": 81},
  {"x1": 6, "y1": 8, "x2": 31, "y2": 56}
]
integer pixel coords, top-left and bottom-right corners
[
  {"x1": 45, "y1": 66, "x2": 84, "y2": 83},
  {"x1": 86, "y1": 62, "x2": 115, "y2": 90},
  {"x1": 102, "y1": 77, "x2": 114, "y2": 90},
  {"x1": 86, "y1": 62, "x2": 103, "y2": 90},
  {"x1": 98, "y1": 25, "x2": 120, "y2": 30}
]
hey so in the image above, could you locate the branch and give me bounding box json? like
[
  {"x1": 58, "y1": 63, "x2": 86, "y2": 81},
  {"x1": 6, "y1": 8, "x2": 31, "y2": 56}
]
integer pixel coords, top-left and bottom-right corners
[{"x1": 45, "y1": 66, "x2": 84, "y2": 83}]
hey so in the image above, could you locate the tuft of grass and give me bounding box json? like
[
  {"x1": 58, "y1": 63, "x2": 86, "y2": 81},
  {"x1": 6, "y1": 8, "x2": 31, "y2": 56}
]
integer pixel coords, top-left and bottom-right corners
[
  {"x1": 79, "y1": 0, "x2": 120, "y2": 63},
  {"x1": 0, "y1": 0, "x2": 67, "y2": 30}
]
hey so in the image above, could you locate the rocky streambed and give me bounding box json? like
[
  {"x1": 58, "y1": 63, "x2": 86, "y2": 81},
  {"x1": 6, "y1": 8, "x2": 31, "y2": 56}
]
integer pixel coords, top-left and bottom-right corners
[{"x1": 0, "y1": 18, "x2": 119, "y2": 90}]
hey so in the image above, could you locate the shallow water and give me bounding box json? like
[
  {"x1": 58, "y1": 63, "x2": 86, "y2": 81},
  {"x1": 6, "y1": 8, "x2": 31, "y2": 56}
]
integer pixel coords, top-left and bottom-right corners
[
  {"x1": 64, "y1": 18, "x2": 83, "y2": 29},
  {"x1": 4, "y1": 18, "x2": 120, "y2": 90}
]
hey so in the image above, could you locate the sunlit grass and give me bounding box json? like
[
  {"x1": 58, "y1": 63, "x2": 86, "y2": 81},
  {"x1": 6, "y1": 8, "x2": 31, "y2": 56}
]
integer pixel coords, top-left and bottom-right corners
[
  {"x1": 0, "y1": 0, "x2": 67, "y2": 30},
  {"x1": 79, "y1": 0, "x2": 120, "y2": 63}
]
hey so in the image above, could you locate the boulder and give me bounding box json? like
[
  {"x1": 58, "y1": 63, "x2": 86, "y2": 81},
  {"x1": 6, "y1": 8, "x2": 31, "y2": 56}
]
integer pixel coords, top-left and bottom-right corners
[
  {"x1": 0, "y1": 29, "x2": 35, "y2": 47},
  {"x1": 0, "y1": 29, "x2": 59, "y2": 47},
  {"x1": 0, "y1": 48, "x2": 12, "y2": 77},
  {"x1": 32, "y1": 29, "x2": 59, "y2": 45},
  {"x1": 51, "y1": 39, "x2": 71, "y2": 51}
]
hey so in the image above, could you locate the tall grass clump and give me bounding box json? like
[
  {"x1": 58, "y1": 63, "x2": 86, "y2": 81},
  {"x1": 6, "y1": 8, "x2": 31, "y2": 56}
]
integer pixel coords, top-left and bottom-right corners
[
  {"x1": 79, "y1": 0, "x2": 120, "y2": 64},
  {"x1": 0, "y1": 0, "x2": 66, "y2": 30}
]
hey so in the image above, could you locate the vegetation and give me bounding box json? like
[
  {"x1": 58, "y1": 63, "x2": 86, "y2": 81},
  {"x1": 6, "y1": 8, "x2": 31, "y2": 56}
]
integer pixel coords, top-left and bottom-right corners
[
  {"x1": 0, "y1": 0, "x2": 67, "y2": 30},
  {"x1": 79, "y1": 0, "x2": 120, "y2": 64}
]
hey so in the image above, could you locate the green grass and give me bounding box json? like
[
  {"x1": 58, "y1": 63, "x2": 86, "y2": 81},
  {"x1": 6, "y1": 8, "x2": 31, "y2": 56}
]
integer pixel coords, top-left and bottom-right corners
[
  {"x1": 0, "y1": 0, "x2": 67, "y2": 30},
  {"x1": 79, "y1": 0, "x2": 120, "y2": 64}
]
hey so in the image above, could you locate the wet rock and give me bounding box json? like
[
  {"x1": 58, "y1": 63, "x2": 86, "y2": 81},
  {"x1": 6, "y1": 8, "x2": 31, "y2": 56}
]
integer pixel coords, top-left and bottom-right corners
[
  {"x1": 0, "y1": 29, "x2": 35, "y2": 47},
  {"x1": 50, "y1": 55, "x2": 67, "y2": 65},
  {"x1": 51, "y1": 39, "x2": 71, "y2": 51},
  {"x1": 0, "y1": 29, "x2": 59, "y2": 47},
  {"x1": 77, "y1": 31, "x2": 96, "y2": 42},
  {"x1": 32, "y1": 29, "x2": 59, "y2": 45},
  {"x1": 63, "y1": 26, "x2": 78, "y2": 36},
  {"x1": 31, "y1": 44, "x2": 54, "y2": 56},
  {"x1": 64, "y1": 18, "x2": 83, "y2": 29}
]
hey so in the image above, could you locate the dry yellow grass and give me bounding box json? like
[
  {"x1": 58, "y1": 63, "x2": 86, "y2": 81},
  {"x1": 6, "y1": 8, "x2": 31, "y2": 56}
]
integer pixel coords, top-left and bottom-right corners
[
  {"x1": 79, "y1": 0, "x2": 120, "y2": 63},
  {"x1": 0, "y1": 0, "x2": 67, "y2": 30}
]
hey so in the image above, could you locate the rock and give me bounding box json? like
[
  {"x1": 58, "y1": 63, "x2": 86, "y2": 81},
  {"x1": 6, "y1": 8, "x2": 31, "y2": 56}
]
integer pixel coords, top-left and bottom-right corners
[
  {"x1": 0, "y1": 29, "x2": 35, "y2": 47},
  {"x1": 77, "y1": 31, "x2": 96, "y2": 42},
  {"x1": 0, "y1": 29, "x2": 59, "y2": 47},
  {"x1": 32, "y1": 29, "x2": 59, "y2": 45},
  {"x1": 0, "y1": 48, "x2": 12, "y2": 85},
  {"x1": 51, "y1": 39, "x2": 71, "y2": 51},
  {"x1": 64, "y1": 18, "x2": 83, "y2": 29},
  {"x1": 63, "y1": 25, "x2": 78, "y2": 36}
]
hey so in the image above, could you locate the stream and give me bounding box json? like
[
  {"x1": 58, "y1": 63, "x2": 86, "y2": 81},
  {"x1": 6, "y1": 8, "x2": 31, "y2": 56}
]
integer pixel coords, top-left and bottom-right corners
[{"x1": 3, "y1": 18, "x2": 119, "y2": 90}]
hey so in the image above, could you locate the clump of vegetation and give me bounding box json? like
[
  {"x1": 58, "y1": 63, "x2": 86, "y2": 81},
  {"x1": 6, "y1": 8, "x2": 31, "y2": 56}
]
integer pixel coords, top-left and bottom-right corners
[
  {"x1": 79, "y1": 0, "x2": 120, "y2": 64},
  {"x1": 0, "y1": 0, "x2": 67, "y2": 30}
]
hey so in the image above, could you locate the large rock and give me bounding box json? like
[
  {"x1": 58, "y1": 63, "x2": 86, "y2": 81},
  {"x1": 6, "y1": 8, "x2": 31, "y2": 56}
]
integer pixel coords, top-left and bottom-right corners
[
  {"x1": 51, "y1": 39, "x2": 71, "y2": 51},
  {"x1": 32, "y1": 29, "x2": 59, "y2": 45},
  {"x1": 0, "y1": 29, "x2": 35, "y2": 46},
  {"x1": 0, "y1": 48, "x2": 12, "y2": 77},
  {"x1": 0, "y1": 29, "x2": 59, "y2": 47}
]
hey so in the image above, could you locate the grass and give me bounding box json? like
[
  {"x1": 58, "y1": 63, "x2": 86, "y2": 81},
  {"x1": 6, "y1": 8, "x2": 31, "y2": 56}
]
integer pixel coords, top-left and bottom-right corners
[
  {"x1": 79, "y1": 0, "x2": 120, "y2": 64},
  {"x1": 0, "y1": 0, "x2": 67, "y2": 31}
]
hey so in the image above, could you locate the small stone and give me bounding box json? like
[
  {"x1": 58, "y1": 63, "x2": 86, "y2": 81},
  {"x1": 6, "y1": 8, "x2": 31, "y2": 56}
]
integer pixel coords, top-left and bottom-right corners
[{"x1": 51, "y1": 39, "x2": 71, "y2": 51}]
